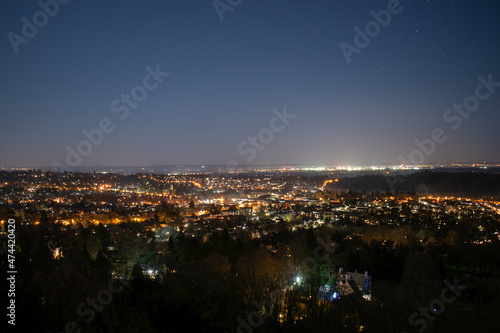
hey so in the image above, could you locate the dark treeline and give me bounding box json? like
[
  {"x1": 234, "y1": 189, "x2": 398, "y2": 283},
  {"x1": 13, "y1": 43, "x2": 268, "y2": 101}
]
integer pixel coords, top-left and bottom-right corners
[
  {"x1": 2, "y1": 214, "x2": 500, "y2": 333},
  {"x1": 327, "y1": 171, "x2": 500, "y2": 195}
]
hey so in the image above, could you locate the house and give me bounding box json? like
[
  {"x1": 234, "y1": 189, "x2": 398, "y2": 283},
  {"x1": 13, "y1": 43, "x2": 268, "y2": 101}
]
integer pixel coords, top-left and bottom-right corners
[{"x1": 336, "y1": 268, "x2": 372, "y2": 300}]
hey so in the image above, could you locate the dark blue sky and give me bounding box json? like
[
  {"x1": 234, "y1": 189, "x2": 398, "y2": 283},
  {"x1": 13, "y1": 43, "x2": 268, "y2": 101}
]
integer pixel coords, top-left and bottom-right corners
[{"x1": 1, "y1": 0, "x2": 499, "y2": 168}]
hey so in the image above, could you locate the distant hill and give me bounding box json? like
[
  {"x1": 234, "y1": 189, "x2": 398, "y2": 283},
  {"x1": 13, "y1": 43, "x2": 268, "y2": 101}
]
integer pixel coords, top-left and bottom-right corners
[{"x1": 326, "y1": 171, "x2": 500, "y2": 195}]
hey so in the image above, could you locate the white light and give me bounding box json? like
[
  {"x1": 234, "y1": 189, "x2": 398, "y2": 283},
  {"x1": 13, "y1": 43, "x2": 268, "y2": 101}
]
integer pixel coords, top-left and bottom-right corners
[{"x1": 296, "y1": 276, "x2": 301, "y2": 283}]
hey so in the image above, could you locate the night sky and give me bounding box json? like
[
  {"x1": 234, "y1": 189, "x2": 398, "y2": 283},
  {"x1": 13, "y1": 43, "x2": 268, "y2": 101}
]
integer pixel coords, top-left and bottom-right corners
[{"x1": 1, "y1": 0, "x2": 499, "y2": 169}]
